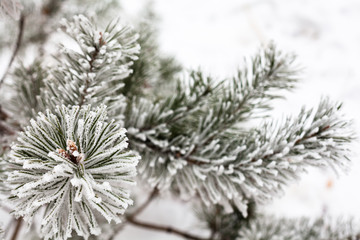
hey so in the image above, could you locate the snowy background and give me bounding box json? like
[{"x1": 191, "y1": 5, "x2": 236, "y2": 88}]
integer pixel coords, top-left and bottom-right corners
[{"x1": 117, "y1": 0, "x2": 360, "y2": 239}]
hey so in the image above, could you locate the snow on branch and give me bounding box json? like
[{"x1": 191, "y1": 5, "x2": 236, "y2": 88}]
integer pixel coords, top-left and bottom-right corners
[
  {"x1": 126, "y1": 70, "x2": 214, "y2": 147},
  {"x1": 191, "y1": 43, "x2": 299, "y2": 144},
  {"x1": 5, "y1": 105, "x2": 140, "y2": 240},
  {"x1": 129, "y1": 44, "x2": 298, "y2": 150},
  {"x1": 40, "y1": 15, "x2": 140, "y2": 118},
  {"x1": 136, "y1": 97, "x2": 354, "y2": 216},
  {"x1": 7, "y1": 60, "x2": 47, "y2": 123},
  {"x1": 127, "y1": 44, "x2": 301, "y2": 199}
]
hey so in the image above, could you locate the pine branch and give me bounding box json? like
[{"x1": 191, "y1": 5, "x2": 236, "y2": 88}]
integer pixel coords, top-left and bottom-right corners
[
  {"x1": 128, "y1": 44, "x2": 300, "y2": 192},
  {"x1": 0, "y1": 2, "x2": 356, "y2": 239},
  {"x1": 126, "y1": 70, "x2": 214, "y2": 132},
  {"x1": 135, "y1": 97, "x2": 354, "y2": 215},
  {"x1": 187, "y1": 43, "x2": 298, "y2": 146},
  {"x1": 126, "y1": 71, "x2": 216, "y2": 170},
  {"x1": 5, "y1": 60, "x2": 47, "y2": 122},
  {"x1": 186, "y1": 99, "x2": 352, "y2": 214},
  {"x1": 128, "y1": 41, "x2": 298, "y2": 157},
  {"x1": 5, "y1": 105, "x2": 140, "y2": 239},
  {"x1": 40, "y1": 15, "x2": 139, "y2": 116}
]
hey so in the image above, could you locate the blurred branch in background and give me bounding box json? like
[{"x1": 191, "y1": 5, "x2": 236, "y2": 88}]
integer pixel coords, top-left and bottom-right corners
[{"x1": 0, "y1": 13, "x2": 24, "y2": 89}]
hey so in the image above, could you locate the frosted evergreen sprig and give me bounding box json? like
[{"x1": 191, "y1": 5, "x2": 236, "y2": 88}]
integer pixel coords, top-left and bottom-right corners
[
  {"x1": 126, "y1": 71, "x2": 216, "y2": 188},
  {"x1": 40, "y1": 15, "x2": 140, "y2": 118},
  {"x1": 7, "y1": 60, "x2": 47, "y2": 122},
  {"x1": 188, "y1": 43, "x2": 298, "y2": 143},
  {"x1": 238, "y1": 215, "x2": 359, "y2": 240},
  {"x1": 5, "y1": 105, "x2": 140, "y2": 240},
  {"x1": 178, "y1": 98, "x2": 353, "y2": 215},
  {"x1": 0, "y1": 2, "x2": 357, "y2": 239},
  {"x1": 127, "y1": 44, "x2": 300, "y2": 192},
  {"x1": 0, "y1": 0, "x2": 123, "y2": 55},
  {"x1": 126, "y1": 70, "x2": 214, "y2": 140},
  {"x1": 128, "y1": 44, "x2": 297, "y2": 149},
  {"x1": 135, "y1": 98, "x2": 353, "y2": 216}
]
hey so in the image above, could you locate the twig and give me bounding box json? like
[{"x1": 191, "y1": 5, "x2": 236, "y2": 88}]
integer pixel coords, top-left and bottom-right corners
[
  {"x1": 10, "y1": 218, "x2": 22, "y2": 240},
  {"x1": 0, "y1": 14, "x2": 25, "y2": 89},
  {"x1": 127, "y1": 218, "x2": 210, "y2": 240}
]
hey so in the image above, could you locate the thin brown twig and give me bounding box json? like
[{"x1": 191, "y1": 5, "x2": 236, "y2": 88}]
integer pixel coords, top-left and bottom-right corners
[
  {"x1": 127, "y1": 218, "x2": 210, "y2": 240},
  {"x1": 10, "y1": 218, "x2": 22, "y2": 240},
  {"x1": 0, "y1": 14, "x2": 25, "y2": 89}
]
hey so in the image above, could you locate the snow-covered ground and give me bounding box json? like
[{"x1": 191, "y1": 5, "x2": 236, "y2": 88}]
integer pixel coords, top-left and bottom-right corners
[{"x1": 118, "y1": 0, "x2": 360, "y2": 239}]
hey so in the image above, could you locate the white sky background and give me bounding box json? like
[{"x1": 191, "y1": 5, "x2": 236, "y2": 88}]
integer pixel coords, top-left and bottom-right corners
[{"x1": 118, "y1": 0, "x2": 360, "y2": 239}]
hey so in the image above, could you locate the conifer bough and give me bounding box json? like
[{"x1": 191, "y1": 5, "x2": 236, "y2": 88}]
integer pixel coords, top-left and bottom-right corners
[
  {"x1": 6, "y1": 105, "x2": 140, "y2": 240},
  {"x1": 0, "y1": 4, "x2": 357, "y2": 240}
]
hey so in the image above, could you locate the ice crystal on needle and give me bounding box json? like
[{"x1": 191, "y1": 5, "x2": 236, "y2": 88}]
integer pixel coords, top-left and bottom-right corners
[
  {"x1": 39, "y1": 15, "x2": 140, "y2": 120},
  {"x1": 5, "y1": 105, "x2": 140, "y2": 240}
]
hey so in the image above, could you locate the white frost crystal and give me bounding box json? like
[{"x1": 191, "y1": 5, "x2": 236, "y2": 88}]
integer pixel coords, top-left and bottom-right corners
[{"x1": 6, "y1": 105, "x2": 140, "y2": 240}]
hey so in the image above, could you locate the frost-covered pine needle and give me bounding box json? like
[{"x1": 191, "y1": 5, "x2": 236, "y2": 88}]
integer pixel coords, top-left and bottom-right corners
[{"x1": 5, "y1": 105, "x2": 140, "y2": 240}]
